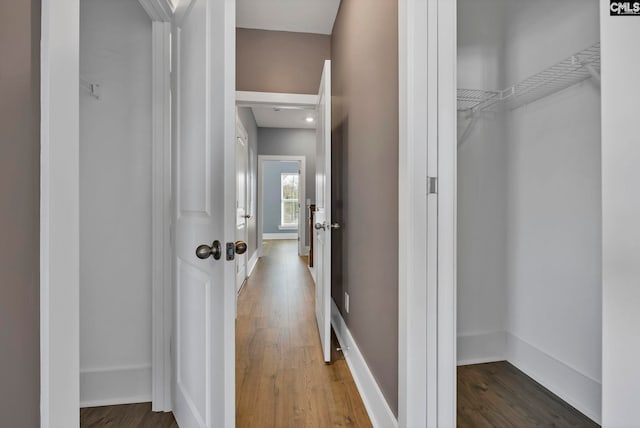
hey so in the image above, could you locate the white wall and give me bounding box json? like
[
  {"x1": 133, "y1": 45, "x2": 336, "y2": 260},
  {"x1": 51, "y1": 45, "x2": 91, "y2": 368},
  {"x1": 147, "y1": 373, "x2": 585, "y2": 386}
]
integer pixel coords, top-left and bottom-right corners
[
  {"x1": 503, "y1": 1, "x2": 601, "y2": 422},
  {"x1": 79, "y1": 0, "x2": 153, "y2": 406},
  {"x1": 457, "y1": 0, "x2": 509, "y2": 364},
  {"x1": 600, "y1": 0, "x2": 640, "y2": 425},
  {"x1": 457, "y1": 0, "x2": 602, "y2": 422}
]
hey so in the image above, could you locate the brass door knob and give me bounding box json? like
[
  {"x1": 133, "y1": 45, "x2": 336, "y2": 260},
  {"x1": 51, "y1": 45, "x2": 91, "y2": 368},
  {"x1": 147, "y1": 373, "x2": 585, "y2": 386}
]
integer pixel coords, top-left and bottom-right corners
[{"x1": 235, "y1": 241, "x2": 247, "y2": 255}]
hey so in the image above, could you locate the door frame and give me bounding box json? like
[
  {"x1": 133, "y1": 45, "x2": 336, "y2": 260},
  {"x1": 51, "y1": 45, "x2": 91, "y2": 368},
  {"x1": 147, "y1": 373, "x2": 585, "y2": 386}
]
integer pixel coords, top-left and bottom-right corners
[
  {"x1": 397, "y1": 0, "x2": 456, "y2": 426},
  {"x1": 235, "y1": 111, "x2": 250, "y2": 297},
  {"x1": 40, "y1": 0, "x2": 174, "y2": 424},
  {"x1": 257, "y1": 155, "x2": 307, "y2": 256},
  {"x1": 237, "y1": 90, "x2": 317, "y2": 258},
  {"x1": 43, "y1": 0, "x2": 441, "y2": 427}
]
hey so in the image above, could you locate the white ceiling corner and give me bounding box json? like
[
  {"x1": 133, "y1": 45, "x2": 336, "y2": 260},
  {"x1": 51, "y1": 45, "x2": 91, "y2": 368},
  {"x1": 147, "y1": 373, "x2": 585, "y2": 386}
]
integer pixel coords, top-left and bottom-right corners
[{"x1": 236, "y1": 0, "x2": 341, "y2": 35}]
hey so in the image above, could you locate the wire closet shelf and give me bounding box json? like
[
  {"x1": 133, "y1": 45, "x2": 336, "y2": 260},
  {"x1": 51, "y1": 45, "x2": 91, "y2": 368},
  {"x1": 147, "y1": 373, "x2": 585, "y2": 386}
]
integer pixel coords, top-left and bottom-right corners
[{"x1": 457, "y1": 42, "x2": 600, "y2": 113}]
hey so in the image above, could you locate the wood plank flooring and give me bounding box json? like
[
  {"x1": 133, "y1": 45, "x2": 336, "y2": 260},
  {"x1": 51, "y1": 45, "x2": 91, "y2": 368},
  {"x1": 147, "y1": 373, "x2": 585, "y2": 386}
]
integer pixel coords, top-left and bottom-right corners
[
  {"x1": 236, "y1": 240, "x2": 371, "y2": 427},
  {"x1": 81, "y1": 241, "x2": 598, "y2": 427},
  {"x1": 80, "y1": 403, "x2": 177, "y2": 427},
  {"x1": 458, "y1": 361, "x2": 600, "y2": 427}
]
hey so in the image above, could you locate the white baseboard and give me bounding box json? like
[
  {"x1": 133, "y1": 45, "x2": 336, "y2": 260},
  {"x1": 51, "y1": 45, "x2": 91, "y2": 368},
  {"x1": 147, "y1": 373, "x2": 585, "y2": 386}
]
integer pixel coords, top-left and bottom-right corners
[
  {"x1": 308, "y1": 265, "x2": 316, "y2": 284},
  {"x1": 263, "y1": 233, "x2": 298, "y2": 240},
  {"x1": 331, "y1": 300, "x2": 397, "y2": 428},
  {"x1": 506, "y1": 333, "x2": 601, "y2": 424},
  {"x1": 247, "y1": 251, "x2": 259, "y2": 277},
  {"x1": 80, "y1": 365, "x2": 152, "y2": 408},
  {"x1": 457, "y1": 331, "x2": 507, "y2": 366}
]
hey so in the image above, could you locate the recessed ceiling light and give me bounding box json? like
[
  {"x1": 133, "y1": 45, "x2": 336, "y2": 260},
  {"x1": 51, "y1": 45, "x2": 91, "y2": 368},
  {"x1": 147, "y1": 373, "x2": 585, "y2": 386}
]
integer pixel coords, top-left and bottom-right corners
[{"x1": 305, "y1": 117, "x2": 314, "y2": 123}]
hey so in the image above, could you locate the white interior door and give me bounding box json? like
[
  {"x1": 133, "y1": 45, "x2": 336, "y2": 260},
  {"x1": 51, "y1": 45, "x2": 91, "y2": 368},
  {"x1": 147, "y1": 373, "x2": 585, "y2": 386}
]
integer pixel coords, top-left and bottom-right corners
[
  {"x1": 172, "y1": 0, "x2": 235, "y2": 426},
  {"x1": 235, "y1": 115, "x2": 249, "y2": 294},
  {"x1": 314, "y1": 60, "x2": 332, "y2": 363}
]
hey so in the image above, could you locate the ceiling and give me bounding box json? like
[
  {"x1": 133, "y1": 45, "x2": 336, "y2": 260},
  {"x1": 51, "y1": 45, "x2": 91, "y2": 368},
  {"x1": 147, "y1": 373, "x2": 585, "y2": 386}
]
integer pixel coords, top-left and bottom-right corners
[
  {"x1": 251, "y1": 106, "x2": 316, "y2": 129},
  {"x1": 236, "y1": 0, "x2": 341, "y2": 35}
]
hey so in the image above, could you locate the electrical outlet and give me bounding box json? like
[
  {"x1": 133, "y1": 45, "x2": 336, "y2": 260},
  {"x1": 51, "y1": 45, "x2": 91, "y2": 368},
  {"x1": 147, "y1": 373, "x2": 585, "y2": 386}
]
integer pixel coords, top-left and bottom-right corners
[{"x1": 344, "y1": 292, "x2": 350, "y2": 313}]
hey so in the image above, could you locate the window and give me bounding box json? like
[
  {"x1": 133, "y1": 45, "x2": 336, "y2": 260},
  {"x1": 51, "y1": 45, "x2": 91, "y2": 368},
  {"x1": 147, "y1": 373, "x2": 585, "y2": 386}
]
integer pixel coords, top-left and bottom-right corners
[{"x1": 280, "y1": 173, "x2": 299, "y2": 229}]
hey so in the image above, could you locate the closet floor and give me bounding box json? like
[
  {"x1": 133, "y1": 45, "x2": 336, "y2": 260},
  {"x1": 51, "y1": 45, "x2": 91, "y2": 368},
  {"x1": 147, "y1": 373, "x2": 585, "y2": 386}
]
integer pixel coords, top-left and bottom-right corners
[
  {"x1": 458, "y1": 361, "x2": 599, "y2": 427},
  {"x1": 80, "y1": 403, "x2": 178, "y2": 427}
]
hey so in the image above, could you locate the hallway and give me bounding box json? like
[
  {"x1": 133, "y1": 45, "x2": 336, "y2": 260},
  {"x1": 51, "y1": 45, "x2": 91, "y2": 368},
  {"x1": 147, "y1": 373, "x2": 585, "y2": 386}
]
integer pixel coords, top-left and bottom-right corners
[{"x1": 236, "y1": 240, "x2": 371, "y2": 427}]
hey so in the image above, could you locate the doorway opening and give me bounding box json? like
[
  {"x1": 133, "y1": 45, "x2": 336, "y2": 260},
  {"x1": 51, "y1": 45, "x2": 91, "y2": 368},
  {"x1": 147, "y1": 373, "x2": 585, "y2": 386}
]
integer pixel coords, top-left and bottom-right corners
[{"x1": 455, "y1": 0, "x2": 602, "y2": 425}]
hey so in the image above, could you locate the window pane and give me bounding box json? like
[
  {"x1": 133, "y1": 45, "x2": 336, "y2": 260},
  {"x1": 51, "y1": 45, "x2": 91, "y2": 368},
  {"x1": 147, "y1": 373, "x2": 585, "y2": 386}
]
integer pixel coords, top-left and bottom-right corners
[
  {"x1": 281, "y1": 172, "x2": 300, "y2": 226},
  {"x1": 282, "y1": 201, "x2": 298, "y2": 225}
]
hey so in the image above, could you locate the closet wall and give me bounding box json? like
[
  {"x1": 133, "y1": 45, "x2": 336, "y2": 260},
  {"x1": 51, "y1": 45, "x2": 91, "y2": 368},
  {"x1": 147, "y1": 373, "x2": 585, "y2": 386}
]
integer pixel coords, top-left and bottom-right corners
[
  {"x1": 457, "y1": 0, "x2": 508, "y2": 363},
  {"x1": 458, "y1": 0, "x2": 601, "y2": 422},
  {"x1": 80, "y1": 0, "x2": 153, "y2": 406}
]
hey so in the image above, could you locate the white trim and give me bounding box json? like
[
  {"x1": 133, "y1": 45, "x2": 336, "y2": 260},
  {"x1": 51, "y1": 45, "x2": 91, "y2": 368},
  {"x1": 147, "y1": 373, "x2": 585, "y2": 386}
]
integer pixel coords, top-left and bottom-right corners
[
  {"x1": 41, "y1": 0, "x2": 80, "y2": 426},
  {"x1": 80, "y1": 365, "x2": 153, "y2": 408},
  {"x1": 456, "y1": 331, "x2": 507, "y2": 366},
  {"x1": 247, "y1": 251, "x2": 259, "y2": 277},
  {"x1": 222, "y1": 0, "x2": 237, "y2": 425},
  {"x1": 308, "y1": 265, "x2": 316, "y2": 284},
  {"x1": 263, "y1": 233, "x2": 299, "y2": 240},
  {"x1": 303, "y1": 245, "x2": 310, "y2": 256},
  {"x1": 236, "y1": 91, "x2": 318, "y2": 109},
  {"x1": 506, "y1": 333, "x2": 602, "y2": 424},
  {"x1": 278, "y1": 225, "x2": 298, "y2": 230},
  {"x1": 435, "y1": 1, "x2": 458, "y2": 427},
  {"x1": 331, "y1": 300, "x2": 398, "y2": 428},
  {"x1": 258, "y1": 154, "x2": 306, "y2": 256},
  {"x1": 150, "y1": 20, "x2": 173, "y2": 412},
  {"x1": 398, "y1": 0, "x2": 429, "y2": 426},
  {"x1": 138, "y1": 0, "x2": 174, "y2": 22}
]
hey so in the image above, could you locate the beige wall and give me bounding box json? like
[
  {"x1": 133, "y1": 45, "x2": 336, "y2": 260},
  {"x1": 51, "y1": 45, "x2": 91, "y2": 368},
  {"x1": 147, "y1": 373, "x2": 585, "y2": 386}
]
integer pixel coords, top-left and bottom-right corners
[
  {"x1": 331, "y1": 0, "x2": 399, "y2": 416},
  {"x1": 0, "y1": 0, "x2": 41, "y2": 425},
  {"x1": 236, "y1": 28, "x2": 331, "y2": 94}
]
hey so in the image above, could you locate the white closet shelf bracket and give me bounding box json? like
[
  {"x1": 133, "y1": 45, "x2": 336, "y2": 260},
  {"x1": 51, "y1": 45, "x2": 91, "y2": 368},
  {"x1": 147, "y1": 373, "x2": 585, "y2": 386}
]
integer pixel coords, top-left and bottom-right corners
[{"x1": 80, "y1": 77, "x2": 101, "y2": 99}]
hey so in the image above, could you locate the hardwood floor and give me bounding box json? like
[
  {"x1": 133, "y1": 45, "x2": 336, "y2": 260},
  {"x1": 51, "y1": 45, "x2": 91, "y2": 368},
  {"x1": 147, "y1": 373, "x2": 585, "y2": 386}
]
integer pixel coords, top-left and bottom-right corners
[
  {"x1": 457, "y1": 361, "x2": 600, "y2": 427},
  {"x1": 236, "y1": 240, "x2": 371, "y2": 427},
  {"x1": 80, "y1": 403, "x2": 177, "y2": 427}
]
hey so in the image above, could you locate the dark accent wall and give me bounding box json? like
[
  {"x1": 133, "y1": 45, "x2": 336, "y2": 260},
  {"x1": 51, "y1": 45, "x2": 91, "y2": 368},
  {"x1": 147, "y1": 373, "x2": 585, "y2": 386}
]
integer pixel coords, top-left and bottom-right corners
[
  {"x1": 236, "y1": 28, "x2": 331, "y2": 94},
  {"x1": 331, "y1": 0, "x2": 399, "y2": 416},
  {"x1": 0, "y1": 0, "x2": 41, "y2": 425}
]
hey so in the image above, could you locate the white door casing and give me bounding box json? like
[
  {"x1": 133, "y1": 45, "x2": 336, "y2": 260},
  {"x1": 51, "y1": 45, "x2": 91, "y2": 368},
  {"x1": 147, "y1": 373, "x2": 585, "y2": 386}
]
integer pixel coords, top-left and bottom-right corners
[
  {"x1": 235, "y1": 114, "x2": 249, "y2": 295},
  {"x1": 314, "y1": 60, "x2": 332, "y2": 363},
  {"x1": 171, "y1": 0, "x2": 235, "y2": 426}
]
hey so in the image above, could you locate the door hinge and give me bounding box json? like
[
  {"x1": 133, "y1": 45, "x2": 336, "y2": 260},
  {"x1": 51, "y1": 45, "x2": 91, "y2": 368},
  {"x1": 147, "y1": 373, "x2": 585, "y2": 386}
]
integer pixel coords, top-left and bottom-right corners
[{"x1": 427, "y1": 176, "x2": 438, "y2": 194}]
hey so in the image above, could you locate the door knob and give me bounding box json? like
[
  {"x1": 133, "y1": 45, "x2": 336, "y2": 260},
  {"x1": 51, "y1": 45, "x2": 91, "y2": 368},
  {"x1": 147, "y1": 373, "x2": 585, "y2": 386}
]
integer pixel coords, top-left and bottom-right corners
[
  {"x1": 315, "y1": 222, "x2": 326, "y2": 230},
  {"x1": 235, "y1": 241, "x2": 247, "y2": 255},
  {"x1": 328, "y1": 223, "x2": 340, "y2": 230},
  {"x1": 243, "y1": 214, "x2": 251, "y2": 219},
  {"x1": 196, "y1": 240, "x2": 222, "y2": 260}
]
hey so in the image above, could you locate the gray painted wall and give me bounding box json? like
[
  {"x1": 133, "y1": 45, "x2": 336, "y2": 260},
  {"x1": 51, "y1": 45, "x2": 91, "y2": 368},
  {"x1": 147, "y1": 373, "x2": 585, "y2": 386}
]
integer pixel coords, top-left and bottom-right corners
[
  {"x1": 237, "y1": 107, "x2": 259, "y2": 259},
  {"x1": 0, "y1": 0, "x2": 41, "y2": 424},
  {"x1": 258, "y1": 128, "x2": 316, "y2": 246},
  {"x1": 263, "y1": 161, "x2": 300, "y2": 235},
  {"x1": 331, "y1": 0, "x2": 399, "y2": 415}
]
